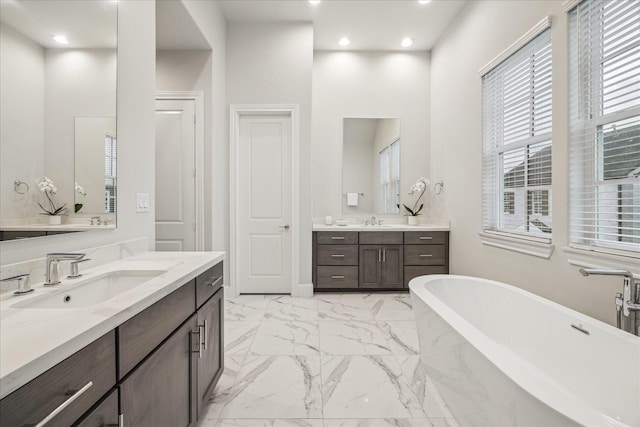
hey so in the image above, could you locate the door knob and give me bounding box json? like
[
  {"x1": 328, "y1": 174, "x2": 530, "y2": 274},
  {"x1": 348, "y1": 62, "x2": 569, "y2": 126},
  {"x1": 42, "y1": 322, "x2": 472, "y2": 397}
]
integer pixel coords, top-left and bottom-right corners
[{"x1": 279, "y1": 224, "x2": 290, "y2": 230}]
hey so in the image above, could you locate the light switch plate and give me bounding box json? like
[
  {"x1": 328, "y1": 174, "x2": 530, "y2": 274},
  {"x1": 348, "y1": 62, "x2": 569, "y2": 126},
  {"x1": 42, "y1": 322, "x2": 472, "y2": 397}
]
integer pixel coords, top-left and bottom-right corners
[{"x1": 136, "y1": 193, "x2": 150, "y2": 213}]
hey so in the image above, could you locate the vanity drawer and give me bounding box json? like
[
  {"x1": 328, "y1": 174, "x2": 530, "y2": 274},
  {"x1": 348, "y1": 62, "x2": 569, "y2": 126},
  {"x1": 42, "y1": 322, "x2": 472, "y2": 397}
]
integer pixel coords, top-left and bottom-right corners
[
  {"x1": 118, "y1": 281, "x2": 196, "y2": 378},
  {"x1": 316, "y1": 266, "x2": 358, "y2": 288},
  {"x1": 316, "y1": 231, "x2": 358, "y2": 245},
  {"x1": 196, "y1": 261, "x2": 224, "y2": 308},
  {"x1": 0, "y1": 331, "x2": 116, "y2": 427},
  {"x1": 404, "y1": 266, "x2": 449, "y2": 287},
  {"x1": 404, "y1": 245, "x2": 447, "y2": 266},
  {"x1": 404, "y1": 231, "x2": 448, "y2": 245},
  {"x1": 316, "y1": 245, "x2": 358, "y2": 265},
  {"x1": 359, "y1": 231, "x2": 403, "y2": 245}
]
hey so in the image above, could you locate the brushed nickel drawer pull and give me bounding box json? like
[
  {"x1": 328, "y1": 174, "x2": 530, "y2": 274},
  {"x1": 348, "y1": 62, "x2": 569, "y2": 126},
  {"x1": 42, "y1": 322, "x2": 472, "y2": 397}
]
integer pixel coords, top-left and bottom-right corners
[
  {"x1": 383, "y1": 249, "x2": 386, "y2": 262},
  {"x1": 203, "y1": 319, "x2": 208, "y2": 351},
  {"x1": 331, "y1": 236, "x2": 345, "y2": 240},
  {"x1": 378, "y1": 249, "x2": 381, "y2": 262},
  {"x1": 331, "y1": 275, "x2": 345, "y2": 279},
  {"x1": 419, "y1": 236, "x2": 433, "y2": 240},
  {"x1": 206, "y1": 276, "x2": 223, "y2": 288},
  {"x1": 419, "y1": 254, "x2": 433, "y2": 257},
  {"x1": 331, "y1": 254, "x2": 345, "y2": 258},
  {"x1": 35, "y1": 381, "x2": 93, "y2": 426}
]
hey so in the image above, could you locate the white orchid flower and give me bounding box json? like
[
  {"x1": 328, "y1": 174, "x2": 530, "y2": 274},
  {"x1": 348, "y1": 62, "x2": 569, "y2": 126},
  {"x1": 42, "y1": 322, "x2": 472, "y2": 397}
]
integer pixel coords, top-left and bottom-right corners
[
  {"x1": 403, "y1": 177, "x2": 430, "y2": 216},
  {"x1": 35, "y1": 177, "x2": 67, "y2": 216}
]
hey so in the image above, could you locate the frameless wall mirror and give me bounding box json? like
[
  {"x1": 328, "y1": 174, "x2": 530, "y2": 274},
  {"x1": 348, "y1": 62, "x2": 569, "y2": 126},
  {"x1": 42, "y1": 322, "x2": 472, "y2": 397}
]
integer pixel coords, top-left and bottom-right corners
[
  {"x1": 0, "y1": 0, "x2": 117, "y2": 240},
  {"x1": 342, "y1": 118, "x2": 401, "y2": 214}
]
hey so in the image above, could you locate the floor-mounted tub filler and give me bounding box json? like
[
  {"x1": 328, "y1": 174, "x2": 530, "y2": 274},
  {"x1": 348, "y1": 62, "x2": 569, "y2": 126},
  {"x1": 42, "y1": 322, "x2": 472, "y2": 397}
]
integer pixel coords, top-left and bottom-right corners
[{"x1": 410, "y1": 275, "x2": 640, "y2": 427}]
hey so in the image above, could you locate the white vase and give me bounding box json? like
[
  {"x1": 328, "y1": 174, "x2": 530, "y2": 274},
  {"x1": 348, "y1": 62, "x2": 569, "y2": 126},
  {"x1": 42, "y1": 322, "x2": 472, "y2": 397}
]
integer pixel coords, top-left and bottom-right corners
[
  {"x1": 408, "y1": 216, "x2": 418, "y2": 226},
  {"x1": 49, "y1": 215, "x2": 62, "y2": 225}
]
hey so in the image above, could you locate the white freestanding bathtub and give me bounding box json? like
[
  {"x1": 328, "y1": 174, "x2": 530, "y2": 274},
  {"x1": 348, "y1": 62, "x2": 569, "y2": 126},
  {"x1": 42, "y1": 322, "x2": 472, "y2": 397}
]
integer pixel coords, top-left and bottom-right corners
[{"x1": 409, "y1": 275, "x2": 640, "y2": 427}]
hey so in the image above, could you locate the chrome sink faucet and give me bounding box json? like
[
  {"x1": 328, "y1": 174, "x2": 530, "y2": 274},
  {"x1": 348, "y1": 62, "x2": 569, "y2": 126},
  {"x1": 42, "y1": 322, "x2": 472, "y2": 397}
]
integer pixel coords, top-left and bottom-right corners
[
  {"x1": 44, "y1": 253, "x2": 86, "y2": 286},
  {"x1": 580, "y1": 268, "x2": 640, "y2": 336}
]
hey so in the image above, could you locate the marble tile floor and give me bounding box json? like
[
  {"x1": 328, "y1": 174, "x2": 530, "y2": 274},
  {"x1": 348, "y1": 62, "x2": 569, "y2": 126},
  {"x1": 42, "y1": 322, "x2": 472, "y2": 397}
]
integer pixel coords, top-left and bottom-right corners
[{"x1": 201, "y1": 292, "x2": 460, "y2": 427}]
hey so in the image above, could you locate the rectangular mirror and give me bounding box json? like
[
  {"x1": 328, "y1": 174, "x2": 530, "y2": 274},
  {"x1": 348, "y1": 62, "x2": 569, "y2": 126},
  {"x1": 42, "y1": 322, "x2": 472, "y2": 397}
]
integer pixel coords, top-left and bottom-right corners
[
  {"x1": 343, "y1": 118, "x2": 401, "y2": 214},
  {"x1": 0, "y1": 0, "x2": 117, "y2": 240}
]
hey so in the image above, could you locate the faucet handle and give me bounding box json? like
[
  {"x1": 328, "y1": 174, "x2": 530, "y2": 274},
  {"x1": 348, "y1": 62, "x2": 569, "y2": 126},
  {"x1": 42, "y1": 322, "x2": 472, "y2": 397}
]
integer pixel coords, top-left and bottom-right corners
[
  {"x1": 68, "y1": 258, "x2": 91, "y2": 279},
  {"x1": 1, "y1": 274, "x2": 33, "y2": 295}
]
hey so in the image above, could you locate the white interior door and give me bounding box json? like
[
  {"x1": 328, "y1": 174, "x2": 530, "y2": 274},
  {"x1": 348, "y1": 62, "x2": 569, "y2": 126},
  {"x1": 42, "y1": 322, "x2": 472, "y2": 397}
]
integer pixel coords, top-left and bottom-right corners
[
  {"x1": 238, "y1": 114, "x2": 292, "y2": 294},
  {"x1": 155, "y1": 99, "x2": 196, "y2": 251}
]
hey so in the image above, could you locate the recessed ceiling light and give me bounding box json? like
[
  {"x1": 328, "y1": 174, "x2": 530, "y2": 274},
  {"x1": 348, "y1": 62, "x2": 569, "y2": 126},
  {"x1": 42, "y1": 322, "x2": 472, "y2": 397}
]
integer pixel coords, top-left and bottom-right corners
[
  {"x1": 418, "y1": 0, "x2": 431, "y2": 4},
  {"x1": 338, "y1": 37, "x2": 350, "y2": 47},
  {"x1": 401, "y1": 37, "x2": 414, "y2": 47},
  {"x1": 309, "y1": 0, "x2": 321, "y2": 4},
  {"x1": 52, "y1": 34, "x2": 69, "y2": 45}
]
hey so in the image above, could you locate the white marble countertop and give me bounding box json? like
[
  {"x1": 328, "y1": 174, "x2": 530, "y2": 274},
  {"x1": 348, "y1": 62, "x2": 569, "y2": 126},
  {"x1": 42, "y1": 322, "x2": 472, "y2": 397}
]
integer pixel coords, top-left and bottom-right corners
[
  {"x1": 1, "y1": 224, "x2": 116, "y2": 232},
  {"x1": 0, "y1": 251, "x2": 225, "y2": 399},
  {"x1": 312, "y1": 223, "x2": 450, "y2": 232}
]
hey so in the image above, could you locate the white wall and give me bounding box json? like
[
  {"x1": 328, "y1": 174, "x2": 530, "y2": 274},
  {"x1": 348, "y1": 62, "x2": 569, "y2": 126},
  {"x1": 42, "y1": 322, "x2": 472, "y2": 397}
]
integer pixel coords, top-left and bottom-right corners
[
  {"x1": 312, "y1": 51, "x2": 430, "y2": 219},
  {"x1": 227, "y1": 22, "x2": 314, "y2": 292},
  {"x1": 0, "y1": 0, "x2": 157, "y2": 265},
  {"x1": 181, "y1": 0, "x2": 227, "y2": 257},
  {"x1": 430, "y1": 0, "x2": 632, "y2": 325},
  {"x1": 0, "y1": 23, "x2": 45, "y2": 220}
]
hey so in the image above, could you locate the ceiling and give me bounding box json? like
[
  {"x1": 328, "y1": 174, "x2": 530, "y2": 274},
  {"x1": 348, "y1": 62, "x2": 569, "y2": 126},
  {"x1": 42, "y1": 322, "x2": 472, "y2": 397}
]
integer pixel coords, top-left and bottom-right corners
[
  {"x1": 0, "y1": 0, "x2": 117, "y2": 49},
  {"x1": 217, "y1": 0, "x2": 467, "y2": 51},
  {"x1": 1, "y1": 0, "x2": 467, "y2": 52}
]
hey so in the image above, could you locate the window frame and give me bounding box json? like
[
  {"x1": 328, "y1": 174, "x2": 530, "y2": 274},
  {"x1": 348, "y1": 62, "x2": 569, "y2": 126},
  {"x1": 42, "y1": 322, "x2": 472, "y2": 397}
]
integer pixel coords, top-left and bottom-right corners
[
  {"x1": 567, "y1": 0, "x2": 640, "y2": 255},
  {"x1": 481, "y1": 25, "x2": 553, "y2": 243}
]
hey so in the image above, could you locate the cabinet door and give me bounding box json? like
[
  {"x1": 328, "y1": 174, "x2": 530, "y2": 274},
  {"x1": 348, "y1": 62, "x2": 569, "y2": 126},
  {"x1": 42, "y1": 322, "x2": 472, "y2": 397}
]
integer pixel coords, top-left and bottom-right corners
[
  {"x1": 196, "y1": 288, "x2": 224, "y2": 419},
  {"x1": 359, "y1": 245, "x2": 382, "y2": 287},
  {"x1": 380, "y1": 245, "x2": 403, "y2": 288},
  {"x1": 120, "y1": 315, "x2": 197, "y2": 427},
  {"x1": 359, "y1": 245, "x2": 403, "y2": 289}
]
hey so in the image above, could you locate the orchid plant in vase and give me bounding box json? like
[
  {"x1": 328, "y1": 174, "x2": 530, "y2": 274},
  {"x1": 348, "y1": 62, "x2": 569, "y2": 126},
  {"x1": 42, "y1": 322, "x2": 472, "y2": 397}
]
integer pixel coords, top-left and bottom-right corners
[
  {"x1": 403, "y1": 177, "x2": 430, "y2": 218},
  {"x1": 36, "y1": 177, "x2": 67, "y2": 219}
]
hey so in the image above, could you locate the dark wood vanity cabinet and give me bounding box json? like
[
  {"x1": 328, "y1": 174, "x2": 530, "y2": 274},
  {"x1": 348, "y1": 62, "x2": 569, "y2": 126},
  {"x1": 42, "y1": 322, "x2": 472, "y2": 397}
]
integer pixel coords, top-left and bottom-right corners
[
  {"x1": 0, "y1": 331, "x2": 116, "y2": 427},
  {"x1": 403, "y1": 231, "x2": 449, "y2": 286},
  {"x1": 313, "y1": 230, "x2": 449, "y2": 291},
  {"x1": 196, "y1": 287, "x2": 224, "y2": 419},
  {"x1": 314, "y1": 231, "x2": 359, "y2": 289},
  {"x1": 0, "y1": 260, "x2": 224, "y2": 427},
  {"x1": 120, "y1": 316, "x2": 198, "y2": 427},
  {"x1": 359, "y1": 231, "x2": 404, "y2": 289},
  {"x1": 359, "y1": 245, "x2": 403, "y2": 288}
]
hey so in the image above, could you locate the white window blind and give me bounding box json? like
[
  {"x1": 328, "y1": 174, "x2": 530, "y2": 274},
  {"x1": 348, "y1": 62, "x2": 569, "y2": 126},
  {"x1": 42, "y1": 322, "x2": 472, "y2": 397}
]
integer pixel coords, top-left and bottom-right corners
[
  {"x1": 379, "y1": 146, "x2": 390, "y2": 212},
  {"x1": 569, "y1": 0, "x2": 640, "y2": 252},
  {"x1": 378, "y1": 140, "x2": 401, "y2": 214},
  {"x1": 105, "y1": 134, "x2": 117, "y2": 214},
  {"x1": 482, "y1": 28, "x2": 553, "y2": 239}
]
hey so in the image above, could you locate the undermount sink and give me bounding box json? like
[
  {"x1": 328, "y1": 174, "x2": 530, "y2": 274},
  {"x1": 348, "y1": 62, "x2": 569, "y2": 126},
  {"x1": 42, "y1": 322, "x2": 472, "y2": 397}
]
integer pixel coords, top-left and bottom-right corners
[{"x1": 12, "y1": 270, "x2": 166, "y2": 309}]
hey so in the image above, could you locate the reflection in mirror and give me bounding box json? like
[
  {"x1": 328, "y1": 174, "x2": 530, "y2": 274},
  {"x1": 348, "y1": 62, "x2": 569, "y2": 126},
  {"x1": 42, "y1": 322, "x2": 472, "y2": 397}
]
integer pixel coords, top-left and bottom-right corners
[
  {"x1": 74, "y1": 116, "x2": 117, "y2": 214},
  {"x1": 343, "y1": 118, "x2": 400, "y2": 214},
  {"x1": 0, "y1": 0, "x2": 117, "y2": 240}
]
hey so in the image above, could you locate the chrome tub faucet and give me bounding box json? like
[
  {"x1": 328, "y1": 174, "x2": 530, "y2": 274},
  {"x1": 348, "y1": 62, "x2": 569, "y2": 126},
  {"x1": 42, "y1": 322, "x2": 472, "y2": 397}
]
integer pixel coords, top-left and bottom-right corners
[
  {"x1": 580, "y1": 268, "x2": 640, "y2": 336},
  {"x1": 44, "y1": 253, "x2": 86, "y2": 286}
]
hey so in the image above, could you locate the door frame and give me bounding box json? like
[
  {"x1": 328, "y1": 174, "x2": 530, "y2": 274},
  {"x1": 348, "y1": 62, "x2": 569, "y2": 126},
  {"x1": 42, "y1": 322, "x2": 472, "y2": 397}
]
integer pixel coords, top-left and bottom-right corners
[
  {"x1": 155, "y1": 91, "x2": 205, "y2": 251},
  {"x1": 229, "y1": 104, "x2": 300, "y2": 297}
]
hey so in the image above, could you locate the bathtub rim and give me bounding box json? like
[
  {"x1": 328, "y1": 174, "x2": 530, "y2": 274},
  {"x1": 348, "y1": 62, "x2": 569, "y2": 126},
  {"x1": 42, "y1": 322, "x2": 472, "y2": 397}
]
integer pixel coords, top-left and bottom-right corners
[{"x1": 409, "y1": 274, "x2": 640, "y2": 427}]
